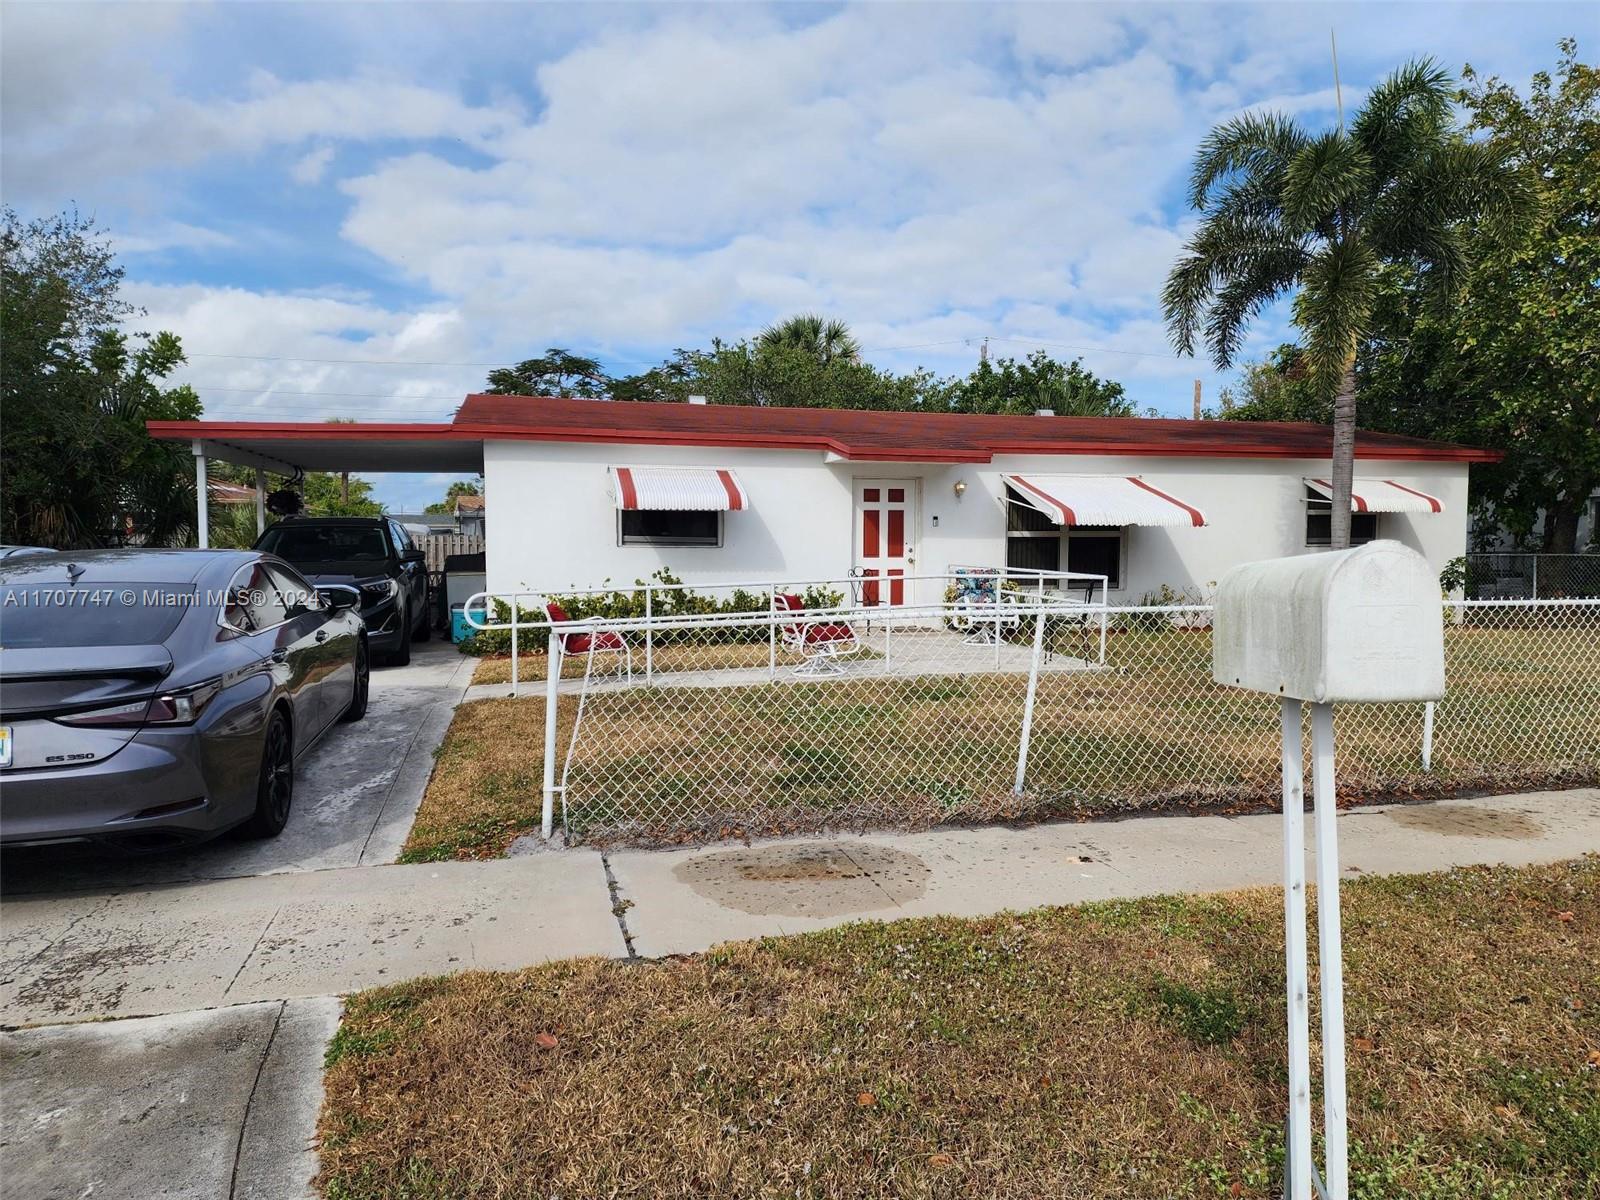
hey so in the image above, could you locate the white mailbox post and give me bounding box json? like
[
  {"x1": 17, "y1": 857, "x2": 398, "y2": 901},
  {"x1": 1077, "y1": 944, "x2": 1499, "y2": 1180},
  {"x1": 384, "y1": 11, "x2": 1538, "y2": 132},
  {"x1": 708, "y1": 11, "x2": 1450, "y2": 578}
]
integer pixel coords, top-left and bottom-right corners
[{"x1": 1213, "y1": 541, "x2": 1444, "y2": 1200}]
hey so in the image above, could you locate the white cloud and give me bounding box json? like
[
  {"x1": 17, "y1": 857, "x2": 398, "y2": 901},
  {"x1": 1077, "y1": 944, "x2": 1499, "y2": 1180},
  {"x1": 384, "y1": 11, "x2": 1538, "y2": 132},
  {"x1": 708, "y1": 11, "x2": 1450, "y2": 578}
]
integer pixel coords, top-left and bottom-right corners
[
  {"x1": 9, "y1": 0, "x2": 1580, "y2": 463},
  {"x1": 290, "y1": 145, "x2": 336, "y2": 185}
]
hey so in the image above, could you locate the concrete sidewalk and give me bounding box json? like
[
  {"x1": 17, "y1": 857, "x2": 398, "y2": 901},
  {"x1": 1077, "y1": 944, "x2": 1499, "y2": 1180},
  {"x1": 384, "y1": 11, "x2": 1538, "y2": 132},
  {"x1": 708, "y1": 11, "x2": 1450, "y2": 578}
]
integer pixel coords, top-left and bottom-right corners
[
  {"x1": 1, "y1": 998, "x2": 338, "y2": 1200},
  {"x1": 609, "y1": 786, "x2": 1600, "y2": 955},
  {"x1": 4, "y1": 788, "x2": 1596, "y2": 1026}
]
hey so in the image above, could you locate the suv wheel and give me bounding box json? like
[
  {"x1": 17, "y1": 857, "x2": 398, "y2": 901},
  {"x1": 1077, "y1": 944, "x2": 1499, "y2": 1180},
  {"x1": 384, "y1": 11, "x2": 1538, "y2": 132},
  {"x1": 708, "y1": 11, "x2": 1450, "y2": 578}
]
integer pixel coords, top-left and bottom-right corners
[
  {"x1": 389, "y1": 607, "x2": 412, "y2": 666},
  {"x1": 413, "y1": 598, "x2": 431, "y2": 642}
]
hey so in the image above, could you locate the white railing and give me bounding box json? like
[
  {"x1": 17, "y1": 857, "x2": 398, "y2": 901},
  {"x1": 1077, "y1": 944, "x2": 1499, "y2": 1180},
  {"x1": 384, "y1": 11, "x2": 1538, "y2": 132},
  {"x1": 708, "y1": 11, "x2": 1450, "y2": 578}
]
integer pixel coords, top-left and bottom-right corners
[{"x1": 462, "y1": 567, "x2": 1110, "y2": 695}]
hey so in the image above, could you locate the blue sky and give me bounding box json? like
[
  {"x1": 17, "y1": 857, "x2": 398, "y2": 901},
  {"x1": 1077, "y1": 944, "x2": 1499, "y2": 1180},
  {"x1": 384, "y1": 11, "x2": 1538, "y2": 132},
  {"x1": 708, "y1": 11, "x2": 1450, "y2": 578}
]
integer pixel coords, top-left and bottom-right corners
[{"x1": 2, "y1": 1, "x2": 1585, "y2": 511}]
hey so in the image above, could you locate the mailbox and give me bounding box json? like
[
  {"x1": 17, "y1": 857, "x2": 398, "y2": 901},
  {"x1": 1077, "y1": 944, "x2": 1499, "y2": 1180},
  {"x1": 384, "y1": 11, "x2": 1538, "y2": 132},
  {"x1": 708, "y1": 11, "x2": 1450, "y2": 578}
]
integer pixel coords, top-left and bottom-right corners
[{"x1": 1212, "y1": 540, "x2": 1444, "y2": 704}]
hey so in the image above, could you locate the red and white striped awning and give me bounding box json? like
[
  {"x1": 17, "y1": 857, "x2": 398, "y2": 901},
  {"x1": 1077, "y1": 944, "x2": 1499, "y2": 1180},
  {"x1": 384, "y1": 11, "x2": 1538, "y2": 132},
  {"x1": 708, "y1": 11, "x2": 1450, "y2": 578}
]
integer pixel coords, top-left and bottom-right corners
[
  {"x1": 609, "y1": 465, "x2": 749, "y2": 511},
  {"x1": 1003, "y1": 475, "x2": 1207, "y2": 528},
  {"x1": 1305, "y1": 478, "x2": 1443, "y2": 514}
]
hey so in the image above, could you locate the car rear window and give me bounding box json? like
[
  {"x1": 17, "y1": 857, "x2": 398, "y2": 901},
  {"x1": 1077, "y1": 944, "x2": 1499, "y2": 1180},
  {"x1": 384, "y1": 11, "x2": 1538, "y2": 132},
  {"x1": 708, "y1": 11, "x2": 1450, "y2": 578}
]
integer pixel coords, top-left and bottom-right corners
[
  {"x1": 258, "y1": 525, "x2": 389, "y2": 561},
  {"x1": 0, "y1": 584, "x2": 189, "y2": 647}
]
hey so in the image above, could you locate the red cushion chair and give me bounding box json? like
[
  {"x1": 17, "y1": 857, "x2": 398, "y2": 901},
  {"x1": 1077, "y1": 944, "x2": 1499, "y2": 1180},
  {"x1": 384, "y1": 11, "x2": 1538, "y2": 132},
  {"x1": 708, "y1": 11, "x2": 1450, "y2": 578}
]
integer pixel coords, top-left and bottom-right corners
[
  {"x1": 545, "y1": 601, "x2": 632, "y2": 680},
  {"x1": 775, "y1": 593, "x2": 862, "y2": 676}
]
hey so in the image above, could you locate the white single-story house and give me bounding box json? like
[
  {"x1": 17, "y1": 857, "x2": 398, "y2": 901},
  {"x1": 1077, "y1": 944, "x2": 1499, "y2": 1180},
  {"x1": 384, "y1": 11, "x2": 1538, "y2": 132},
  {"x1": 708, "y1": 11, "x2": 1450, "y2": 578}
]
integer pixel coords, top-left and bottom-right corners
[{"x1": 152, "y1": 394, "x2": 1496, "y2": 604}]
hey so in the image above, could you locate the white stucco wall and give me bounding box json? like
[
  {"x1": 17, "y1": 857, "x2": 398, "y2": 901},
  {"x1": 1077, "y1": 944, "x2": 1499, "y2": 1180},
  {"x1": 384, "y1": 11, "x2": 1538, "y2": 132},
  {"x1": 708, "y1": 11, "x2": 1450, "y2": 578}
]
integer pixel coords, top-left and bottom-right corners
[{"x1": 483, "y1": 439, "x2": 1471, "y2": 603}]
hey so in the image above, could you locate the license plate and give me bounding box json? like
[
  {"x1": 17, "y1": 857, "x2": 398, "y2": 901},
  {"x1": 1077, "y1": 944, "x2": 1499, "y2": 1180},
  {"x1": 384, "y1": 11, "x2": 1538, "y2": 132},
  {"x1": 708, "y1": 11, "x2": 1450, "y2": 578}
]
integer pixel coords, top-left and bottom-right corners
[{"x1": 0, "y1": 726, "x2": 10, "y2": 768}]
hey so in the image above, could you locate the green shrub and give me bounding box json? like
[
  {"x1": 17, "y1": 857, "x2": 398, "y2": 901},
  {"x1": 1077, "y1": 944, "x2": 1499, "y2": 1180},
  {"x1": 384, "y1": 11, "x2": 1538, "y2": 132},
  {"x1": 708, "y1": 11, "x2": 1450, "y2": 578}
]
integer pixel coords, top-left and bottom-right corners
[{"x1": 455, "y1": 569, "x2": 845, "y2": 656}]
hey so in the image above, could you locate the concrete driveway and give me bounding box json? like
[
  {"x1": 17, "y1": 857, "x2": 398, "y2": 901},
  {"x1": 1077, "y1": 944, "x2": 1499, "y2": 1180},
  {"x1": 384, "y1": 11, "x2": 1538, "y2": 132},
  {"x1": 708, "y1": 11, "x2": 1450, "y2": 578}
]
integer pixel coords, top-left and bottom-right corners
[{"x1": 0, "y1": 641, "x2": 473, "y2": 894}]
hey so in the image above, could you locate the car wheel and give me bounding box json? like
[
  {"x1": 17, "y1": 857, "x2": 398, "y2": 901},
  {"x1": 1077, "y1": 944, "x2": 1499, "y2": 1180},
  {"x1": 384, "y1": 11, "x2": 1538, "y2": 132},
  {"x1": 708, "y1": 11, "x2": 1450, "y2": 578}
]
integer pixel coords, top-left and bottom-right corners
[
  {"x1": 240, "y1": 709, "x2": 293, "y2": 839},
  {"x1": 389, "y1": 607, "x2": 412, "y2": 666},
  {"x1": 413, "y1": 596, "x2": 431, "y2": 642},
  {"x1": 341, "y1": 637, "x2": 370, "y2": 722}
]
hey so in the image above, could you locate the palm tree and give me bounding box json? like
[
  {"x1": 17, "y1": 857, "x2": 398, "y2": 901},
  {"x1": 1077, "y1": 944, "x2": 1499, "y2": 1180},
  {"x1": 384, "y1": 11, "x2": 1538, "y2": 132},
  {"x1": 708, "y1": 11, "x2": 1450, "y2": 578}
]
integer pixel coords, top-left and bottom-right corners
[
  {"x1": 756, "y1": 313, "x2": 861, "y2": 366},
  {"x1": 1163, "y1": 59, "x2": 1528, "y2": 548}
]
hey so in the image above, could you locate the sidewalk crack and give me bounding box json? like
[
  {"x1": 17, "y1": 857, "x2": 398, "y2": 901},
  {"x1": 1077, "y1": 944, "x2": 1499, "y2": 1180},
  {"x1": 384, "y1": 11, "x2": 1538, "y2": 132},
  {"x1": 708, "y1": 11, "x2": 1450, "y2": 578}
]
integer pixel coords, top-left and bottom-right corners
[
  {"x1": 599, "y1": 853, "x2": 639, "y2": 960},
  {"x1": 223, "y1": 907, "x2": 281, "y2": 1000},
  {"x1": 229, "y1": 998, "x2": 286, "y2": 1200}
]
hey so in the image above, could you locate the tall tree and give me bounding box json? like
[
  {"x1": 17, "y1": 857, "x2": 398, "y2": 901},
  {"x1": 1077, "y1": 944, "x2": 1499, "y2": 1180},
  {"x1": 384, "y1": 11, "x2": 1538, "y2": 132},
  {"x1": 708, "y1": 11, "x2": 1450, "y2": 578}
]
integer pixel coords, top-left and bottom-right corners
[
  {"x1": 1450, "y1": 40, "x2": 1599, "y2": 550},
  {"x1": 954, "y1": 350, "x2": 1135, "y2": 417},
  {"x1": 756, "y1": 313, "x2": 860, "y2": 366},
  {"x1": 485, "y1": 349, "x2": 609, "y2": 397},
  {"x1": 2, "y1": 208, "x2": 201, "y2": 548},
  {"x1": 1163, "y1": 59, "x2": 1528, "y2": 548}
]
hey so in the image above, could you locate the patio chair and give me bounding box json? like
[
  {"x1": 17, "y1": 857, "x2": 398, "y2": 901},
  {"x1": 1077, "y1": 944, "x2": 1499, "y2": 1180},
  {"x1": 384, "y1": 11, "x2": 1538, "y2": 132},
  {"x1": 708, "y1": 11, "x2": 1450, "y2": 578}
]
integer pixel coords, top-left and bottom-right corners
[
  {"x1": 846, "y1": 566, "x2": 876, "y2": 631},
  {"x1": 775, "y1": 593, "x2": 863, "y2": 677},
  {"x1": 1044, "y1": 581, "x2": 1100, "y2": 666},
  {"x1": 545, "y1": 601, "x2": 632, "y2": 682},
  {"x1": 950, "y1": 568, "x2": 1019, "y2": 645}
]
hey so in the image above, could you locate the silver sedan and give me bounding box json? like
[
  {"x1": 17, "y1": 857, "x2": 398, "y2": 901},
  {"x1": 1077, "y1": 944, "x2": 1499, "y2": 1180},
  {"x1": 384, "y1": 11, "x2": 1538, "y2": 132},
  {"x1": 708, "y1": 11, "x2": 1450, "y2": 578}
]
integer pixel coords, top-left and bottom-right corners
[{"x1": 0, "y1": 549, "x2": 369, "y2": 850}]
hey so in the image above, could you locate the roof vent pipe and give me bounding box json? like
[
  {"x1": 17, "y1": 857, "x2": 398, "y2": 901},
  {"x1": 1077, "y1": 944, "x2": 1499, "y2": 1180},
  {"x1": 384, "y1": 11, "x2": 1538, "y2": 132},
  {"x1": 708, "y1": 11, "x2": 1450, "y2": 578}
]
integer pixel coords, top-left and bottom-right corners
[
  {"x1": 1035, "y1": 408, "x2": 1055, "y2": 417},
  {"x1": 687, "y1": 394, "x2": 708, "y2": 405}
]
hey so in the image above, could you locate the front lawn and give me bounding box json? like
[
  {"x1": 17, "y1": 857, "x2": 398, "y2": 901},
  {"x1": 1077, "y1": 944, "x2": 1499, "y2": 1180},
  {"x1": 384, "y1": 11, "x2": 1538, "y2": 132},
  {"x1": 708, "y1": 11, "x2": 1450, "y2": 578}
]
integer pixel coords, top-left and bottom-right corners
[{"x1": 318, "y1": 858, "x2": 1598, "y2": 1199}]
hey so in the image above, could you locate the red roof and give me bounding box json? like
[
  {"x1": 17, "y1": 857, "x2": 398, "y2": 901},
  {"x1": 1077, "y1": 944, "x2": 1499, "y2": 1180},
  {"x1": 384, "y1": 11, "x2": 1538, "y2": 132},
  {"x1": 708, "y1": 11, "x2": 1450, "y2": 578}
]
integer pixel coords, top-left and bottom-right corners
[
  {"x1": 450, "y1": 394, "x2": 1499, "y2": 463},
  {"x1": 148, "y1": 395, "x2": 1501, "y2": 465}
]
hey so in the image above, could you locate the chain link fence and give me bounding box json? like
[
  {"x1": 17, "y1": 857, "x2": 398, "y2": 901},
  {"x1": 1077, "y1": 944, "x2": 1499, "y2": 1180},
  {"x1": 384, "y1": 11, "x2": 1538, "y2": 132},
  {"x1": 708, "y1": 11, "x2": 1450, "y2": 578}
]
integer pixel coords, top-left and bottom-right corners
[
  {"x1": 489, "y1": 593, "x2": 1600, "y2": 844},
  {"x1": 1462, "y1": 552, "x2": 1600, "y2": 599}
]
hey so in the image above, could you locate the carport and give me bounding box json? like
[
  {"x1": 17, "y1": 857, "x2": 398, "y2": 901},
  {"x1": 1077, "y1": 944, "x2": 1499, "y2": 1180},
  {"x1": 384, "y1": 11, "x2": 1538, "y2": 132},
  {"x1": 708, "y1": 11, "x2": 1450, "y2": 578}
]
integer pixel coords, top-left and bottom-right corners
[{"x1": 146, "y1": 421, "x2": 485, "y2": 546}]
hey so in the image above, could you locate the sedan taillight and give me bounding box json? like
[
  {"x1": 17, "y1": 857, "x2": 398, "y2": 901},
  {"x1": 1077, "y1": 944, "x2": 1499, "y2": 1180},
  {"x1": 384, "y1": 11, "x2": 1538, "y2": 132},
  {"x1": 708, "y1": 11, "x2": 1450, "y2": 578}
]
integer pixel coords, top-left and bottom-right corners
[{"x1": 58, "y1": 680, "x2": 222, "y2": 728}]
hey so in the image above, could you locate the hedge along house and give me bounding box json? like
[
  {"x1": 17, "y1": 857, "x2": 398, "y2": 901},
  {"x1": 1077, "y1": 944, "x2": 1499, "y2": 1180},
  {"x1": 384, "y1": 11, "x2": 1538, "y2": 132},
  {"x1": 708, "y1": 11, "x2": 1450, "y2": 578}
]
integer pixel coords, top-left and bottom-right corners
[{"x1": 151, "y1": 393, "x2": 1496, "y2": 607}]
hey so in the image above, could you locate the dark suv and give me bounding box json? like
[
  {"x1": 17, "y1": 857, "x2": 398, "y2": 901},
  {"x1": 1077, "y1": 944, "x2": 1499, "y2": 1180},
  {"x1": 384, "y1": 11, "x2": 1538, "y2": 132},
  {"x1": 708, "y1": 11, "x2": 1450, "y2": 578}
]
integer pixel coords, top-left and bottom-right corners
[{"x1": 255, "y1": 517, "x2": 429, "y2": 664}]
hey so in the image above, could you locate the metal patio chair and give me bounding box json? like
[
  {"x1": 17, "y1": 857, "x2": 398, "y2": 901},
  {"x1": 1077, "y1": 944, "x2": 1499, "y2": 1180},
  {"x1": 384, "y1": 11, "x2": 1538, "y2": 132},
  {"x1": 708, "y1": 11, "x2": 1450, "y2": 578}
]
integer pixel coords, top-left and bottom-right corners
[
  {"x1": 775, "y1": 592, "x2": 864, "y2": 677},
  {"x1": 545, "y1": 601, "x2": 632, "y2": 682}
]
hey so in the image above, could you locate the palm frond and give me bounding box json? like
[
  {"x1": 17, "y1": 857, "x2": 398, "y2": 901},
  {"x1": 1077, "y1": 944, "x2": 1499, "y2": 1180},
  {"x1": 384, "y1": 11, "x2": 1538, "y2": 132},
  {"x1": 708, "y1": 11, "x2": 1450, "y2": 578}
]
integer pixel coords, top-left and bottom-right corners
[
  {"x1": 1291, "y1": 238, "x2": 1380, "y2": 394},
  {"x1": 1282, "y1": 131, "x2": 1373, "y2": 232},
  {"x1": 1352, "y1": 57, "x2": 1455, "y2": 178},
  {"x1": 1188, "y1": 111, "x2": 1309, "y2": 209}
]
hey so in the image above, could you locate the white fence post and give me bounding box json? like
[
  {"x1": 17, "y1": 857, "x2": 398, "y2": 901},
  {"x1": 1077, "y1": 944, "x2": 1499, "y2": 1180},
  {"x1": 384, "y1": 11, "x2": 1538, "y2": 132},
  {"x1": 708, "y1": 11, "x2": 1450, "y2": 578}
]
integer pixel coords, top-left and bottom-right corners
[
  {"x1": 1013, "y1": 608, "x2": 1048, "y2": 794},
  {"x1": 645, "y1": 586, "x2": 654, "y2": 686},
  {"x1": 541, "y1": 630, "x2": 561, "y2": 840},
  {"x1": 1310, "y1": 700, "x2": 1349, "y2": 1199},
  {"x1": 1279, "y1": 698, "x2": 1314, "y2": 1199},
  {"x1": 510, "y1": 602, "x2": 520, "y2": 697},
  {"x1": 768, "y1": 587, "x2": 777, "y2": 680},
  {"x1": 1421, "y1": 700, "x2": 1435, "y2": 771}
]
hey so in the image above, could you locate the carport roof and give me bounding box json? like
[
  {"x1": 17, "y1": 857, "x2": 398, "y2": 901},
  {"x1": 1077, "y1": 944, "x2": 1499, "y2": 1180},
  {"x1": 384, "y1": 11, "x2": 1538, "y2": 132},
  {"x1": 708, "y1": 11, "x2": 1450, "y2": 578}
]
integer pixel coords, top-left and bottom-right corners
[{"x1": 146, "y1": 421, "x2": 483, "y2": 473}]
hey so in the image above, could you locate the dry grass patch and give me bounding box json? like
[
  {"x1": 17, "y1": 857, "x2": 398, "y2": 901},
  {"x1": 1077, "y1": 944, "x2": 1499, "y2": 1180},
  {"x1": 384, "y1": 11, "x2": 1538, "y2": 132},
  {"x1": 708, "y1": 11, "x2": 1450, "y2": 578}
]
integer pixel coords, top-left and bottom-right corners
[
  {"x1": 398, "y1": 698, "x2": 567, "y2": 862},
  {"x1": 319, "y1": 858, "x2": 1599, "y2": 1199}
]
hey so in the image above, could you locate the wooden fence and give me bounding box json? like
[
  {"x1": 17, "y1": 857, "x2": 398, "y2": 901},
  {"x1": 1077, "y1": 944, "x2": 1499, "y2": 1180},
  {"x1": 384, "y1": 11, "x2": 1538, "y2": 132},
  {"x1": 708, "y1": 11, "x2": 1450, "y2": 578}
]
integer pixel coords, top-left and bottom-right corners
[{"x1": 421, "y1": 533, "x2": 484, "y2": 572}]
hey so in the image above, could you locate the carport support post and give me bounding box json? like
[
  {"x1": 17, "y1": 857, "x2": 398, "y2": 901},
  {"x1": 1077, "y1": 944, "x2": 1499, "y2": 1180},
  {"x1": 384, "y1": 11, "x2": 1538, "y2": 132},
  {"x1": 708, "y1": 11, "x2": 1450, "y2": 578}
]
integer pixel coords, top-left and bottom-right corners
[
  {"x1": 254, "y1": 469, "x2": 267, "y2": 536},
  {"x1": 192, "y1": 441, "x2": 210, "y2": 549},
  {"x1": 1279, "y1": 697, "x2": 1313, "y2": 1199},
  {"x1": 541, "y1": 630, "x2": 561, "y2": 839},
  {"x1": 1310, "y1": 701, "x2": 1349, "y2": 1199}
]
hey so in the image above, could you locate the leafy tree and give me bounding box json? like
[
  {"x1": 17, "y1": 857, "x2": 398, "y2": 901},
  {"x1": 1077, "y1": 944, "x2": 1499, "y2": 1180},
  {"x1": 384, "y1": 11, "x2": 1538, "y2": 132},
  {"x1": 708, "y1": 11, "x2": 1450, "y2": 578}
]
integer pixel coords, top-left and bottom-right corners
[
  {"x1": 953, "y1": 350, "x2": 1135, "y2": 417},
  {"x1": 2, "y1": 208, "x2": 201, "y2": 548},
  {"x1": 300, "y1": 471, "x2": 381, "y2": 517},
  {"x1": 755, "y1": 313, "x2": 860, "y2": 366},
  {"x1": 424, "y1": 479, "x2": 482, "y2": 514},
  {"x1": 485, "y1": 349, "x2": 609, "y2": 397},
  {"x1": 1448, "y1": 40, "x2": 1599, "y2": 550},
  {"x1": 1164, "y1": 59, "x2": 1529, "y2": 547},
  {"x1": 1215, "y1": 344, "x2": 1328, "y2": 421}
]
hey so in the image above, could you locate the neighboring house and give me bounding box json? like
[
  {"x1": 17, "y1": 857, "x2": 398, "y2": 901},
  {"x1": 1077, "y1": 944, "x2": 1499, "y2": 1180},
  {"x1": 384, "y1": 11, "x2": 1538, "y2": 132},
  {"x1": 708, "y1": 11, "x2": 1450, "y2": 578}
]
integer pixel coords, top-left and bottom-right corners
[
  {"x1": 453, "y1": 493, "x2": 485, "y2": 537},
  {"x1": 207, "y1": 481, "x2": 258, "y2": 506},
  {"x1": 1470, "y1": 491, "x2": 1600, "y2": 554},
  {"x1": 152, "y1": 394, "x2": 1494, "y2": 604}
]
